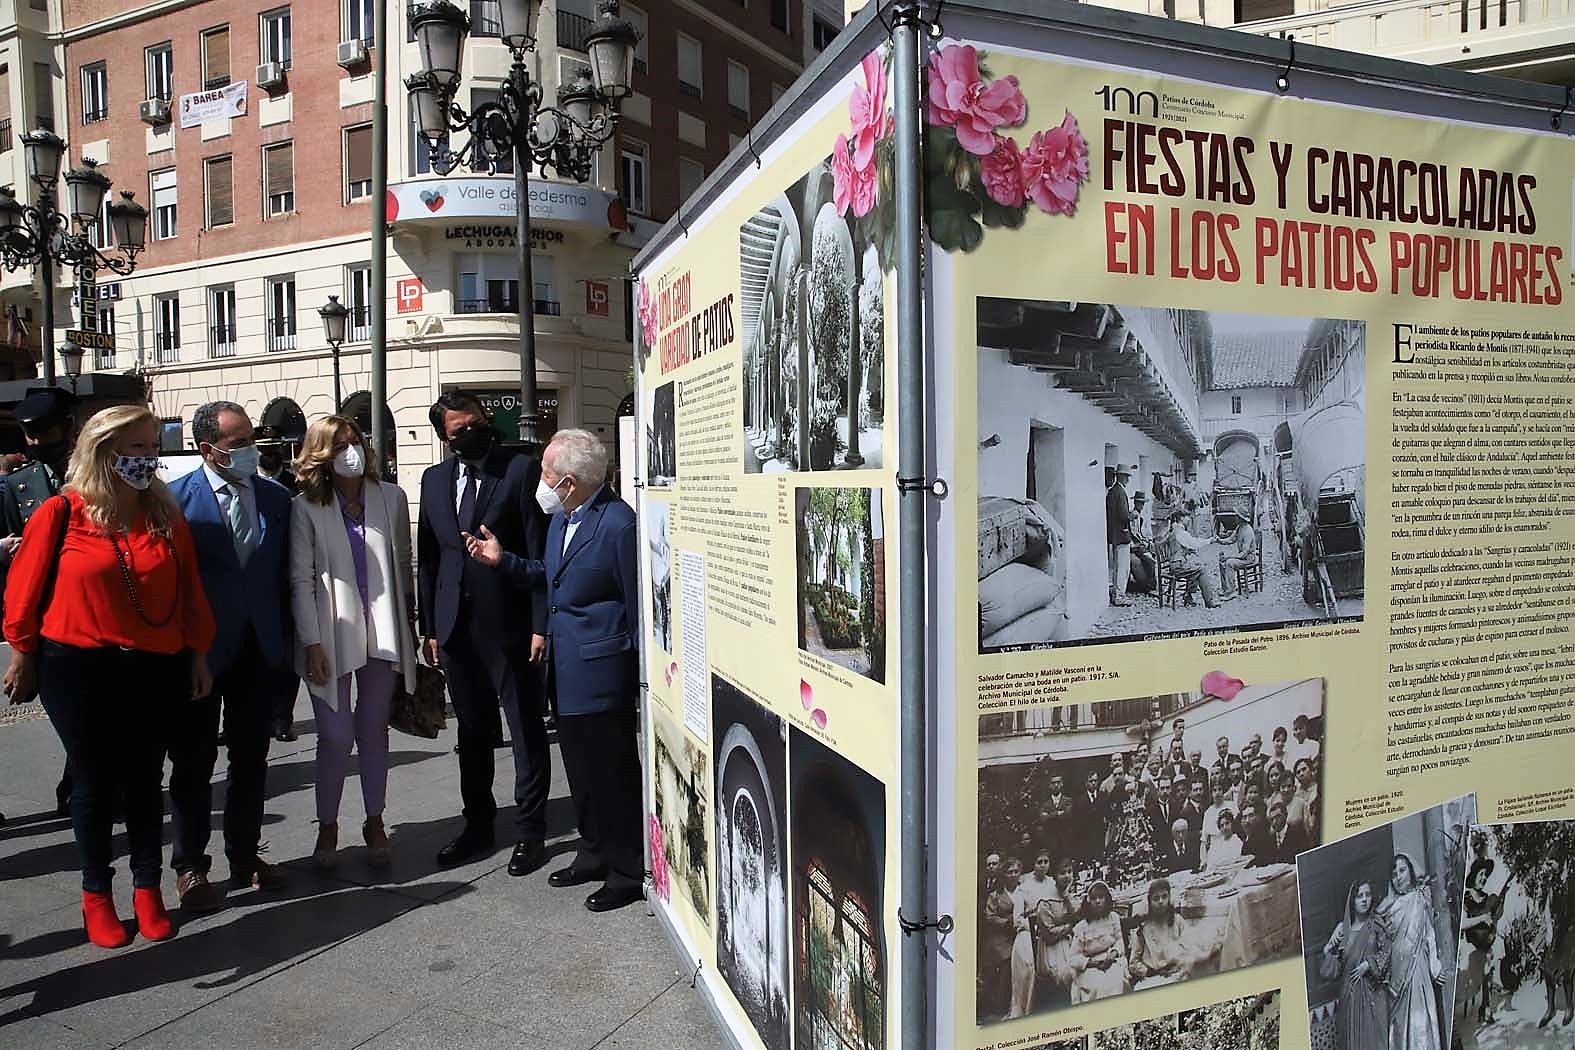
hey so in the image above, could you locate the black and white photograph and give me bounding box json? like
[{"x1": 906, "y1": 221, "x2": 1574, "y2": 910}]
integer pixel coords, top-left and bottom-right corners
[
  {"x1": 712, "y1": 674, "x2": 789, "y2": 1050},
  {"x1": 1087, "y1": 990, "x2": 1282, "y2": 1050},
  {"x1": 739, "y1": 158, "x2": 885, "y2": 474},
  {"x1": 1450, "y1": 819, "x2": 1575, "y2": 1050},
  {"x1": 646, "y1": 500, "x2": 672, "y2": 655},
  {"x1": 976, "y1": 299, "x2": 1365, "y2": 653},
  {"x1": 1296, "y1": 794, "x2": 1477, "y2": 1050},
  {"x1": 975, "y1": 675, "x2": 1324, "y2": 1023},
  {"x1": 651, "y1": 707, "x2": 709, "y2": 928},
  {"x1": 795, "y1": 487, "x2": 886, "y2": 683},
  {"x1": 791, "y1": 726, "x2": 887, "y2": 1050},
  {"x1": 647, "y1": 380, "x2": 676, "y2": 488}
]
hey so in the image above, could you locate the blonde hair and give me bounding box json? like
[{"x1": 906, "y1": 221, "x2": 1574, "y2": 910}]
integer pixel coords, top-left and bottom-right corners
[
  {"x1": 65, "y1": 404, "x2": 179, "y2": 536},
  {"x1": 295, "y1": 414, "x2": 377, "y2": 505}
]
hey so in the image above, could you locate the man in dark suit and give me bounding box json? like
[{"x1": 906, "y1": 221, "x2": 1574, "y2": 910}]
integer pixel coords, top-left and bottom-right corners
[
  {"x1": 168, "y1": 402, "x2": 293, "y2": 910},
  {"x1": 1161, "y1": 817, "x2": 1200, "y2": 874},
  {"x1": 0, "y1": 388, "x2": 77, "y2": 816},
  {"x1": 1074, "y1": 770, "x2": 1105, "y2": 863},
  {"x1": 1238, "y1": 801, "x2": 1272, "y2": 865},
  {"x1": 1106, "y1": 465, "x2": 1133, "y2": 606},
  {"x1": 417, "y1": 392, "x2": 551, "y2": 876},
  {"x1": 1147, "y1": 775, "x2": 1188, "y2": 853},
  {"x1": 1260, "y1": 797, "x2": 1309, "y2": 865},
  {"x1": 467, "y1": 428, "x2": 641, "y2": 911}
]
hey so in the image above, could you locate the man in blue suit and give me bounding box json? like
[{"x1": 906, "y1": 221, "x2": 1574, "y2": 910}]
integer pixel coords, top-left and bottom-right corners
[
  {"x1": 168, "y1": 402, "x2": 293, "y2": 911},
  {"x1": 466, "y1": 427, "x2": 642, "y2": 911}
]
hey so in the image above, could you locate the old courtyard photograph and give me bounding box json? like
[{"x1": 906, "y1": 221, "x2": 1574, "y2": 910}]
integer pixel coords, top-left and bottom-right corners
[
  {"x1": 795, "y1": 487, "x2": 887, "y2": 683},
  {"x1": 647, "y1": 381, "x2": 677, "y2": 488},
  {"x1": 738, "y1": 157, "x2": 885, "y2": 474},
  {"x1": 975, "y1": 677, "x2": 1324, "y2": 1022},
  {"x1": 975, "y1": 299, "x2": 1366, "y2": 652}
]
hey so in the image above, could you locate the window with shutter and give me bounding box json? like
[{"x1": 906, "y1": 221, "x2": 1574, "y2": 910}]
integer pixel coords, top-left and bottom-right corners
[
  {"x1": 202, "y1": 26, "x2": 230, "y2": 90},
  {"x1": 205, "y1": 156, "x2": 233, "y2": 227},
  {"x1": 344, "y1": 125, "x2": 372, "y2": 201},
  {"x1": 264, "y1": 142, "x2": 294, "y2": 216},
  {"x1": 151, "y1": 168, "x2": 178, "y2": 239}
]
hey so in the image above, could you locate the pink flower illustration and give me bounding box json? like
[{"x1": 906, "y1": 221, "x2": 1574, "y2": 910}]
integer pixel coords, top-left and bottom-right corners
[
  {"x1": 849, "y1": 51, "x2": 888, "y2": 171},
  {"x1": 637, "y1": 279, "x2": 658, "y2": 348},
  {"x1": 831, "y1": 135, "x2": 877, "y2": 218},
  {"x1": 1019, "y1": 112, "x2": 1089, "y2": 215},
  {"x1": 1200, "y1": 670, "x2": 1246, "y2": 701},
  {"x1": 648, "y1": 815, "x2": 670, "y2": 901},
  {"x1": 979, "y1": 135, "x2": 1025, "y2": 208},
  {"x1": 926, "y1": 44, "x2": 1026, "y2": 156},
  {"x1": 800, "y1": 679, "x2": 814, "y2": 711}
]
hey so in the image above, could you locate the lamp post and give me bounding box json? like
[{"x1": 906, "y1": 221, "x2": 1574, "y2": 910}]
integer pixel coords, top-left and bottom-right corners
[
  {"x1": 408, "y1": 0, "x2": 636, "y2": 448},
  {"x1": 0, "y1": 130, "x2": 147, "y2": 385},
  {"x1": 58, "y1": 336, "x2": 83, "y2": 394},
  {"x1": 319, "y1": 294, "x2": 350, "y2": 409}
]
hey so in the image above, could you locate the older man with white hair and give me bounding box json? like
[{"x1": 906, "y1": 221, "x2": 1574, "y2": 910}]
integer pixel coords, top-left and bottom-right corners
[{"x1": 465, "y1": 427, "x2": 643, "y2": 912}]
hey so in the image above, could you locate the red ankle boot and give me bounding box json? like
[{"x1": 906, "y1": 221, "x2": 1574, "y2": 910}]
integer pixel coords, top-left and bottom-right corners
[
  {"x1": 132, "y1": 887, "x2": 174, "y2": 941},
  {"x1": 81, "y1": 890, "x2": 130, "y2": 948}
]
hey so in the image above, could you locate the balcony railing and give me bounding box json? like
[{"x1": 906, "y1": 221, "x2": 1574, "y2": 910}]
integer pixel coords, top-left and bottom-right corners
[
  {"x1": 0, "y1": 120, "x2": 13, "y2": 153},
  {"x1": 265, "y1": 319, "x2": 295, "y2": 352},
  {"x1": 1241, "y1": 0, "x2": 1575, "y2": 59},
  {"x1": 154, "y1": 332, "x2": 179, "y2": 364},
  {"x1": 457, "y1": 297, "x2": 562, "y2": 316},
  {"x1": 209, "y1": 325, "x2": 237, "y2": 358},
  {"x1": 557, "y1": 9, "x2": 594, "y2": 51},
  {"x1": 678, "y1": 80, "x2": 701, "y2": 99},
  {"x1": 349, "y1": 304, "x2": 371, "y2": 341},
  {"x1": 83, "y1": 107, "x2": 108, "y2": 124}
]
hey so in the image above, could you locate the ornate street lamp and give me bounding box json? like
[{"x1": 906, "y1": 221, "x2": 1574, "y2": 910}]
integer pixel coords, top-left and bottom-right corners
[
  {"x1": 0, "y1": 133, "x2": 147, "y2": 384},
  {"x1": 58, "y1": 337, "x2": 84, "y2": 393},
  {"x1": 319, "y1": 294, "x2": 350, "y2": 408},
  {"x1": 406, "y1": 0, "x2": 637, "y2": 447}
]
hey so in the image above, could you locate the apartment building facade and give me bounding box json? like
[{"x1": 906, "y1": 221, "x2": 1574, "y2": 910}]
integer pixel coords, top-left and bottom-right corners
[{"x1": 17, "y1": 0, "x2": 838, "y2": 479}]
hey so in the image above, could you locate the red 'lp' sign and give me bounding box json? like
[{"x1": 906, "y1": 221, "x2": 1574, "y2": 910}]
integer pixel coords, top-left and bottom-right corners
[
  {"x1": 396, "y1": 278, "x2": 424, "y2": 314},
  {"x1": 586, "y1": 281, "x2": 610, "y2": 316}
]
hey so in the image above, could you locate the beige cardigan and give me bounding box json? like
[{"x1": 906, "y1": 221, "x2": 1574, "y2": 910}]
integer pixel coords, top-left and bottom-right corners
[{"x1": 288, "y1": 480, "x2": 418, "y2": 705}]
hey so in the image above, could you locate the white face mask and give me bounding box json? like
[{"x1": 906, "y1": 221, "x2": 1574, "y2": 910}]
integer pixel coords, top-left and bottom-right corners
[
  {"x1": 536, "y1": 476, "x2": 569, "y2": 515},
  {"x1": 333, "y1": 444, "x2": 365, "y2": 478}
]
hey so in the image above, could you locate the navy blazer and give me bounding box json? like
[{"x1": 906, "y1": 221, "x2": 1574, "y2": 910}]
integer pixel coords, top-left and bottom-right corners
[
  {"x1": 505, "y1": 485, "x2": 638, "y2": 716},
  {"x1": 416, "y1": 447, "x2": 549, "y2": 649},
  {"x1": 169, "y1": 467, "x2": 293, "y2": 676}
]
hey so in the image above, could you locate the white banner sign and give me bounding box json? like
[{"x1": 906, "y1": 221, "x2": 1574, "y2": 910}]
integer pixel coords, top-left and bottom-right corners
[{"x1": 178, "y1": 81, "x2": 248, "y2": 128}]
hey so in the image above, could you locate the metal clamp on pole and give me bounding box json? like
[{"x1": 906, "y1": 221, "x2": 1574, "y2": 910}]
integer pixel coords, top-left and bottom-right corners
[
  {"x1": 896, "y1": 475, "x2": 949, "y2": 499},
  {"x1": 1554, "y1": 86, "x2": 1573, "y2": 130},
  {"x1": 879, "y1": 0, "x2": 938, "y2": 37},
  {"x1": 1275, "y1": 37, "x2": 1297, "y2": 93},
  {"x1": 897, "y1": 908, "x2": 955, "y2": 937}
]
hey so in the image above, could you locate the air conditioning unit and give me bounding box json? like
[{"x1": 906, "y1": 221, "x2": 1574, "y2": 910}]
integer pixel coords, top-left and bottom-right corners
[
  {"x1": 337, "y1": 39, "x2": 369, "y2": 69},
  {"x1": 139, "y1": 98, "x2": 171, "y2": 126},
  {"x1": 256, "y1": 61, "x2": 286, "y2": 91}
]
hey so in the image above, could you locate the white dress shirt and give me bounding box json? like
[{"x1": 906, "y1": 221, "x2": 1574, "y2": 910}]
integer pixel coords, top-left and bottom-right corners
[{"x1": 453, "y1": 460, "x2": 478, "y2": 515}]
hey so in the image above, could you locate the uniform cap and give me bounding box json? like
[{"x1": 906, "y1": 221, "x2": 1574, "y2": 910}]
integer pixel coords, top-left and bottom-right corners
[{"x1": 15, "y1": 388, "x2": 74, "y2": 431}]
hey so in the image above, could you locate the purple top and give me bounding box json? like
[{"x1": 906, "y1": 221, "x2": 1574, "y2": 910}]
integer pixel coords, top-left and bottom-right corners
[{"x1": 336, "y1": 487, "x2": 370, "y2": 612}]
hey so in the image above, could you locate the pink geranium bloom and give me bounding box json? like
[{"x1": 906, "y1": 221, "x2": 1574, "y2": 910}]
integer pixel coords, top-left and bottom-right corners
[
  {"x1": 1201, "y1": 670, "x2": 1246, "y2": 700},
  {"x1": 849, "y1": 51, "x2": 888, "y2": 171},
  {"x1": 979, "y1": 135, "x2": 1025, "y2": 208},
  {"x1": 648, "y1": 815, "x2": 670, "y2": 901},
  {"x1": 638, "y1": 280, "x2": 659, "y2": 347},
  {"x1": 831, "y1": 135, "x2": 877, "y2": 218},
  {"x1": 926, "y1": 44, "x2": 1026, "y2": 156},
  {"x1": 1019, "y1": 112, "x2": 1089, "y2": 215}
]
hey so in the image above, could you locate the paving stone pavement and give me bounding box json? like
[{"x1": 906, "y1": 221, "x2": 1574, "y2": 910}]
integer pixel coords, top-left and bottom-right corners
[{"x1": 0, "y1": 679, "x2": 730, "y2": 1050}]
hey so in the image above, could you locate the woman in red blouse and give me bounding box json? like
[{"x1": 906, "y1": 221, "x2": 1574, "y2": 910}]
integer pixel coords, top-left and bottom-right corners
[{"x1": 3, "y1": 405, "x2": 215, "y2": 948}]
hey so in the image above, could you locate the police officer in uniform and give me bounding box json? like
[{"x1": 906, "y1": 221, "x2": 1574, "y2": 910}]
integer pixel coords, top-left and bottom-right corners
[{"x1": 0, "y1": 387, "x2": 79, "y2": 816}]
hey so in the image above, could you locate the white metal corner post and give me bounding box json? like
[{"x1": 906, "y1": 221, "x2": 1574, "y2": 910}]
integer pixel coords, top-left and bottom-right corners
[
  {"x1": 370, "y1": 0, "x2": 390, "y2": 466},
  {"x1": 890, "y1": 3, "x2": 936, "y2": 1047}
]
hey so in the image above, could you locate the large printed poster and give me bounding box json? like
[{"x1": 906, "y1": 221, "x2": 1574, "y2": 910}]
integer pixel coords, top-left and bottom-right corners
[
  {"x1": 635, "y1": 42, "x2": 901, "y2": 1050},
  {"x1": 935, "y1": 24, "x2": 1575, "y2": 1050}
]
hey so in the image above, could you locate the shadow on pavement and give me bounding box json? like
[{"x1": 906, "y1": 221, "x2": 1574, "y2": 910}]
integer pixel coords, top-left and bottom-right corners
[{"x1": 0, "y1": 880, "x2": 476, "y2": 1024}]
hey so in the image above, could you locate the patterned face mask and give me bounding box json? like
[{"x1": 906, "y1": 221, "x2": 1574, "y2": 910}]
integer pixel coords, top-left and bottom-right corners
[{"x1": 113, "y1": 454, "x2": 160, "y2": 491}]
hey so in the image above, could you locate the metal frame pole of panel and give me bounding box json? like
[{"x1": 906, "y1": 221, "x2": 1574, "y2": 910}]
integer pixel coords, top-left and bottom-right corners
[
  {"x1": 891, "y1": 3, "x2": 930, "y2": 1048},
  {"x1": 370, "y1": 0, "x2": 390, "y2": 466}
]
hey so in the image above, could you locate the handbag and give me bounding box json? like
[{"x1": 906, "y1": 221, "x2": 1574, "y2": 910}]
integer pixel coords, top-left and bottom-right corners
[{"x1": 389, "y1": 662, "x2": 448, "y2": 738}]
